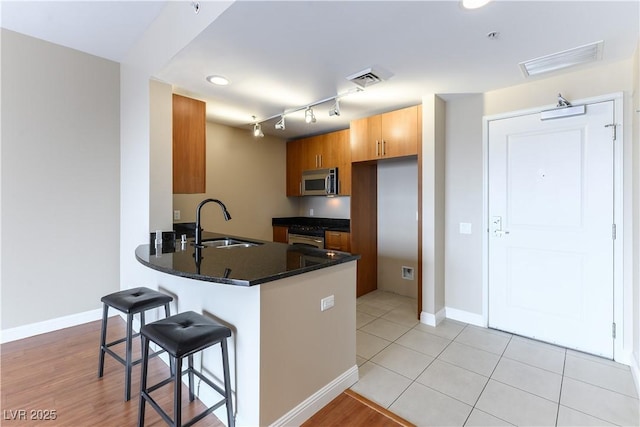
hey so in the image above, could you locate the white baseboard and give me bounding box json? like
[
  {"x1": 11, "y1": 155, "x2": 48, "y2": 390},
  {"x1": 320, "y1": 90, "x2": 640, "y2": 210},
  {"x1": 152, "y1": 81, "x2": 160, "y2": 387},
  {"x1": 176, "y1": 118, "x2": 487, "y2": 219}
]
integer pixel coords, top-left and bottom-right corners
[
  {"x1": 195, "y1": 364, "x2": 359, "y2": 427},
  {"x1": 1, "y1": 308, "x2": 103, "y2": 344},
  {"x1": 631, "y1": 353, "x2": 640, "y2": 399},
  {"x1": 269, "y1": 364, "x2": 359, "y2": 427},
  {"x1": 420, "y1": 308, "x2": 446, "y2": 327},
  {"x1": 444, "y1": 307, "x2": 485, "y2": 327}
]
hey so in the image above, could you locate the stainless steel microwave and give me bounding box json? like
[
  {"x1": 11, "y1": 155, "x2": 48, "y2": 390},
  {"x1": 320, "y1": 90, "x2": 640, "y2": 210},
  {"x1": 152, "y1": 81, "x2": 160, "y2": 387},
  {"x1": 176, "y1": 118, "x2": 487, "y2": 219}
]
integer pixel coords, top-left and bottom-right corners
[{"x1": 301, "y1": 168, "x2": 338, "y2": 196}]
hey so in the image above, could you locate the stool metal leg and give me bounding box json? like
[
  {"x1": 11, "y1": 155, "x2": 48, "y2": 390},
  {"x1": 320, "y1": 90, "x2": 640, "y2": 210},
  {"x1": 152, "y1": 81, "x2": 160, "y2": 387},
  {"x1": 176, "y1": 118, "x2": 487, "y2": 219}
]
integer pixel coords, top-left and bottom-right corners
[
  {"x1": 137, "y1": 335, "x2": 149, "y2": 427},
  {"x1": 164, "y1": 303, "x2": 175, "y2": 376},
  {"x1": 125, "y1": 312, "x2": 134, "y2": 401},
  {"x1": 97, "y1": 304, "x2": 109, "y2": 378},
  {"x1": 174, "y1": 357, "x2": 183, "y2": 427},
  {"x1": 188, "y1": 355, "x2": 195, "y2": 402},
  {"x1": 221, "y1": 339, "x2": 235, "y2": 427}
]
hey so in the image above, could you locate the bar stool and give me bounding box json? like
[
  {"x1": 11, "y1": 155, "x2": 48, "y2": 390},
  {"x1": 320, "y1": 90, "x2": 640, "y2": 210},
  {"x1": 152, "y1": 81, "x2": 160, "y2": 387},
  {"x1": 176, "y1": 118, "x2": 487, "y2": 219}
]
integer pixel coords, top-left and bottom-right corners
[
  {"x1": 98, "y1": 287, "x2": 173, "y2": 401},
  {"x1": 138, "y1": 310, "x2": 234, "y2": 427}
]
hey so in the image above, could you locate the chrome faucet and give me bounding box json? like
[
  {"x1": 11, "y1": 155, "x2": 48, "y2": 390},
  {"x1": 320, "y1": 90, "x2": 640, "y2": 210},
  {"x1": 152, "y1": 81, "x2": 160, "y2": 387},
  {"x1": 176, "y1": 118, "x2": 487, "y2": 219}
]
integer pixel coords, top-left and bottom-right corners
[{"x1": 194, "y1": 199, "x2": 232, "y2": 247}]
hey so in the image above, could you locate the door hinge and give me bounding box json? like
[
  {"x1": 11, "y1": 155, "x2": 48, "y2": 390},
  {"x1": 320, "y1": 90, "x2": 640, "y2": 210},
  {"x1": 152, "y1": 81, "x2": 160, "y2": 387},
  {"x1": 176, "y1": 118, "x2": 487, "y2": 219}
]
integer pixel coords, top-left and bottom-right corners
[
  {"x1": 612, "y1": 224, "x2": 617, "y2": 240},
  {"x1": 612, "y1": 322, "x2": 617, "y2": 339},
  {"x1": 605, "y1": 123, "x2": 617, "y2": 141}
]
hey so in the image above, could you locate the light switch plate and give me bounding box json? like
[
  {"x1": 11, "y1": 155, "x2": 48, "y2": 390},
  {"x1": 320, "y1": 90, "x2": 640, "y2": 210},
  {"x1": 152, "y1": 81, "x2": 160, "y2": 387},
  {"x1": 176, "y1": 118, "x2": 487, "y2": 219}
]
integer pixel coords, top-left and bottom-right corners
[
  {"x1": 459, "y1": 222, "x2": 472, "y2": 234},
  {"x1": 174, "y1": 210, "x2": 181, "y2": 220}
]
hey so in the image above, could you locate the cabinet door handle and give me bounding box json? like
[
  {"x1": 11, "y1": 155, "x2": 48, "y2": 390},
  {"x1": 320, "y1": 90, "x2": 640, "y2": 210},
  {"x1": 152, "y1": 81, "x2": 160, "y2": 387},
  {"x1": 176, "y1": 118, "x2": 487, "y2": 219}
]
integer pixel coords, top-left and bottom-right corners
[
  {"x1": 319, "y1": 154, "x2": 322, "y2": 167},
  {"x1": 376, "y1": 140, "x2": 380, "y2": 157},
  {"x1": 382, "y1": 140, "x2": 386, "y2": 156}
]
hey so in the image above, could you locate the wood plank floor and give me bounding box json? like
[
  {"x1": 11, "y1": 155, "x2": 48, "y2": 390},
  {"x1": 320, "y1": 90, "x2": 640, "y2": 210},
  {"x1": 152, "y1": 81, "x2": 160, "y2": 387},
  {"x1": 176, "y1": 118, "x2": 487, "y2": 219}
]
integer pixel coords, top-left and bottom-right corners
[
  {"x1": 1, "y1": 318, "x2": 413, "y2": 426},
  {"x1": 302, "y1": 390, "x2": 414, "y2": 427},
  {"x1": 0, "y1": 317, "x2": 223, "y2": 426}
]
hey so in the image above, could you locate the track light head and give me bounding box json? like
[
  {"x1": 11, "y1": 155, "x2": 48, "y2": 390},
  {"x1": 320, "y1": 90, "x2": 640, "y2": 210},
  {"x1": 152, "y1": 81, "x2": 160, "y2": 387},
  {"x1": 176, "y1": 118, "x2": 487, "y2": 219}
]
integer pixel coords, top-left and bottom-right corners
[
  {"x1": 305, "y1": 107, "x2": 316, "y2": 124},
  {"x1": 253, "y1": 123, "x2": 264, "y2": 137},
  {"x1": 329, "y1": 99, "x2": 341, "y2": 117},
  {"x1": 275, "y1": 116, "x2": 286, "y2": 130}
]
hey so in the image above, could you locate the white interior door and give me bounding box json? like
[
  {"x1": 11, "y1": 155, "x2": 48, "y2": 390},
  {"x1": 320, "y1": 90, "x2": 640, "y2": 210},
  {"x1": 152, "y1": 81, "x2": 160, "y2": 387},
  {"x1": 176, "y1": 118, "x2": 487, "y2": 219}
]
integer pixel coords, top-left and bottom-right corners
[{"x1": 488, "y1": 101, "x2": 615, "y2": 358}]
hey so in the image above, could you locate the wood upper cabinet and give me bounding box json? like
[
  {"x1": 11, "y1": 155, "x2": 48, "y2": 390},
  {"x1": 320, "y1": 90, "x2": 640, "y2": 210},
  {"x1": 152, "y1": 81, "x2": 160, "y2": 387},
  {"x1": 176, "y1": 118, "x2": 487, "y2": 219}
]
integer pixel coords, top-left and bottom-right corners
[
  {"x1": 350, "y1": 105, "x2": 419, "y2": 162},
  {"x1": 286, "y1": 129, "x2": 351, "y2": 196},
  {"x1": 173, "y1": 94, "x2": 206, "y2": 194},
  {"x1": 330, "y1": 129, "x2": 351, "y2": 196},
  {"x1": 286, "y1": 139, "x2": 304, "y2": 196},
  {"x1": 302, "y1": 134, "x2": 328, "y2": 170}
]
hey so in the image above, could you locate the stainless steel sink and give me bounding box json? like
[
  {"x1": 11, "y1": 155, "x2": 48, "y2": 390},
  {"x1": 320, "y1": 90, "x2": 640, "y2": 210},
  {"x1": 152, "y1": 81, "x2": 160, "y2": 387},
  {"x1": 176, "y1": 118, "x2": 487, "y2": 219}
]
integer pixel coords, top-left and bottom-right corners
[{"x1": 200, "y1": 238, "x2": 261, "y2": 249}]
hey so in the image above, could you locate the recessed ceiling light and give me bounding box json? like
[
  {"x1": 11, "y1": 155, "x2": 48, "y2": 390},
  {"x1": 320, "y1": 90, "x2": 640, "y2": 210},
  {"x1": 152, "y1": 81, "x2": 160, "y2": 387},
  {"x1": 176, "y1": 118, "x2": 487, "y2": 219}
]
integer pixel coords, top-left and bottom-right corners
[
  {"x1": 462, "y1": 0, "x2": 491, "y2": 9},
  {"x1": 206, "y1": 75, "x2": 230, "y2": 86}
]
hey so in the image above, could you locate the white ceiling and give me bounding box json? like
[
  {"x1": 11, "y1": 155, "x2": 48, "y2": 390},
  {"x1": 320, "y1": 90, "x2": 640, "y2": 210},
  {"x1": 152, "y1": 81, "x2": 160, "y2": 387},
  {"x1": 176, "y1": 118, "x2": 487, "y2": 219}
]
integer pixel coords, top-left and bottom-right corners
[{"x1": 2, "y1": 1, "x2": 639, "y2": 139}]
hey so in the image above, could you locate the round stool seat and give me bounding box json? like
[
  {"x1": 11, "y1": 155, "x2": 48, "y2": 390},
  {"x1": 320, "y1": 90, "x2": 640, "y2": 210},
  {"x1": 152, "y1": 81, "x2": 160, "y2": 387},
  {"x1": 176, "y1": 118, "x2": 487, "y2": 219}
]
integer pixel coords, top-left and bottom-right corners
[
  {"x1": 101, "y1": 287, "x2": 173, "y2": 314},
  {"x1": 141, "y1": 311, "x2": 231, "y2": 358}
]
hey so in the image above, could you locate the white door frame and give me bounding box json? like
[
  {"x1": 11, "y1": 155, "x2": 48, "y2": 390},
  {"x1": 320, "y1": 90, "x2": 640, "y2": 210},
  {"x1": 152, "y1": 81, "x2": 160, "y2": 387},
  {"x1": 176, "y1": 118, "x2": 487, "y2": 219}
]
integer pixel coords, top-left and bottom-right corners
[{"x1": 482, "y1": 92, "x2": 626, "y2": 363}]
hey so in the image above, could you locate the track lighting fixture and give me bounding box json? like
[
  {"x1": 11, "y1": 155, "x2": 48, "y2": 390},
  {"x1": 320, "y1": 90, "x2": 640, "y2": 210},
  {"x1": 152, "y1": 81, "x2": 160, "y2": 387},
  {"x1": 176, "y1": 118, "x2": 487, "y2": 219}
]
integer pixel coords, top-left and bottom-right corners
[
  {"x1": 328, "y1": 99, "x2": 340, "y2": 117},
  {"x1": 253, "y1": 123, "x2": 264, "y2": 137},
  {"x1": 248, "y1": 87, "x2": 363, "y2": 133},
  {"x1": 305, "y1": 107, "x2": 316, "y2": 124}
]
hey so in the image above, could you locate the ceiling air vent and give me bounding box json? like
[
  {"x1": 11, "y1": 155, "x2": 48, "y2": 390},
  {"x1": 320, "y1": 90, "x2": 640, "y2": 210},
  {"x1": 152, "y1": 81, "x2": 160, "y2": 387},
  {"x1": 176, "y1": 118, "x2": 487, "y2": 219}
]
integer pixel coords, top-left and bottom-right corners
[
  {"x1": 519, "y1": 40, "x2": 604, "y2": 77},
  {"x1": 346, "y1": 66, "x2": 392, "y2": 88}
]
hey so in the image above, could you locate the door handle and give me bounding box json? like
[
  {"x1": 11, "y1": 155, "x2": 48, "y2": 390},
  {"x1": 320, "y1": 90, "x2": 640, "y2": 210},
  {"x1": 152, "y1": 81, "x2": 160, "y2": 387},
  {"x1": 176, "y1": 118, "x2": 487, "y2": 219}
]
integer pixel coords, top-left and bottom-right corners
[{"x1": 491, "y1": 216, "x2": 510, "y2": 237}]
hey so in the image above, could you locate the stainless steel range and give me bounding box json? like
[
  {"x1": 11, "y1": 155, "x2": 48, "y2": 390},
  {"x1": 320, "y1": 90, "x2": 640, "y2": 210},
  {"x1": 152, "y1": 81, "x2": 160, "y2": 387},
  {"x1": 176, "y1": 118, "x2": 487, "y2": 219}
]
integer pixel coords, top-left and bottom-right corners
[{"x1": 287, "y1": 225, "x2": 326, "y2": 249}]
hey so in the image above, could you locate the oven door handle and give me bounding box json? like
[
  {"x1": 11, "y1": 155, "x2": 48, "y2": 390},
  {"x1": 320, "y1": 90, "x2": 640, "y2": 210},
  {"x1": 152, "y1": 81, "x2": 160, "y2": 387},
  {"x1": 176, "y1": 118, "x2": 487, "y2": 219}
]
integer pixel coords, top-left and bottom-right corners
[
  {"x1": 290, "y1": 235, "x2": 323, "y2": 244},
  {"x1": 288, "y1": 234, "x2": 325, "y2": 248}
]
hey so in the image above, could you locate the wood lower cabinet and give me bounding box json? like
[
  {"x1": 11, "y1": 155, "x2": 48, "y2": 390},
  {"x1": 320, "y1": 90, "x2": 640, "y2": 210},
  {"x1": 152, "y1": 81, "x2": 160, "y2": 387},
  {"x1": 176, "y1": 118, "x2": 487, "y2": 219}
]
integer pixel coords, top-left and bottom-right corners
[
  {"x1": 273, "y1": 226, "x2": 289, "y2": 243},
  {"x1": 286, "y1": 129, "x2": 351, "y2": 196},
  {"x1": 173, "y1": 94, "x2": 206, "y2": 194},
  {"x1": 324, "y1": 231, "x2": 351, "y2": 252},
  {"x1": 350, "y1": 105, "x2": 419, "y2": 163}
]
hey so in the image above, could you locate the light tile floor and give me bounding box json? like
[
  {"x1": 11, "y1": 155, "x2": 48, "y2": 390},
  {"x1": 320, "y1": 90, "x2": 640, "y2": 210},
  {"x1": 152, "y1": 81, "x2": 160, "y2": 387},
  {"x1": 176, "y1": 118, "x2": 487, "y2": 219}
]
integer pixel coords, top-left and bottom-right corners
[{"x1": 351, "y1": 290, "x2": 640, "y2": 426}]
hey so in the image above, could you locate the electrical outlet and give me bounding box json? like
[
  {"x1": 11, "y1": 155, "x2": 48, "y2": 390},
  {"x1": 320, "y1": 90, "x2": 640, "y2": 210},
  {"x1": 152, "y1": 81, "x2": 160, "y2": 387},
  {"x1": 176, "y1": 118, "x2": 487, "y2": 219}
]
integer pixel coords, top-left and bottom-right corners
[
  {"x1": 402, "y1": 266, "x2": 414, "y2": 280},
  {"x1": 321, "y1": 295, "x2": 334, "y2": 311},
  {"x1": 310, "y1": 208, "x2": 314, "y2": 216},
  {"x1": 174, "y1": 210, "x2": 181, "y2": 220}
]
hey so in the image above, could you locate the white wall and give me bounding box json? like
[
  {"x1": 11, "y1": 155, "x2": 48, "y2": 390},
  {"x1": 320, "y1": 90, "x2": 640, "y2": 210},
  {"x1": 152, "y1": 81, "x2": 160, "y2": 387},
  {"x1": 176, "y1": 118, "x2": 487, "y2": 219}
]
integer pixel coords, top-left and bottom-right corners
[
  {"x1": 632, "y1": 40, "x2": 640, "y2": 386},
  {"x1": 421, "y1": 94, "x2": 446, "y2": 323},
  {"x1": 297, "y1": 196, "x2": 350, "y2": 219},
  {"x1": 436, "y1": 59, "x2": 637, "y2": 368},
  {"x1": 1, "y1": 30, "x2": 120, "y2": 330},
  {"x1": 443, "y1": 94, "x2": 484, "y2": 316},
  {"x1": 149, "y1": 79, "x2": 173, "y2": 233},
  {"x1": 377, "y1": 159, "x2": 418, "y2": 298},
  {"x1": 120, "y1": 1, "x2": 232, "y2": 295},
  {"x1": 172, "y1": 121, "x2": 297, "y2": 242}
]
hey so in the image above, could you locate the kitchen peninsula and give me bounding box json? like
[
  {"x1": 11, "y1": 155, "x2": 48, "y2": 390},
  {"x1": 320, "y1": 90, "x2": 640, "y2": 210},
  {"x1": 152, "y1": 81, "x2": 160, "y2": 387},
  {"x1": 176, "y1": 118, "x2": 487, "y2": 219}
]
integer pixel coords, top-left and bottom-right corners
[{"x1": 135, "y1": 232, "x2": 359, "y2": 426}]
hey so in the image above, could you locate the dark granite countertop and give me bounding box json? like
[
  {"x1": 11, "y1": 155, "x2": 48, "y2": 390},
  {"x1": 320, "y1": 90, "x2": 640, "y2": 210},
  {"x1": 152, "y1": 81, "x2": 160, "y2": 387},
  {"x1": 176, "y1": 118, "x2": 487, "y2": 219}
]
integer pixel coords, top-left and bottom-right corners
[
  {"x1": 272, "y1": 217, "x2": 350, "y2": 232},
  {"x1": 135, "y1": 231, "x2": 359, "y2": 286}
]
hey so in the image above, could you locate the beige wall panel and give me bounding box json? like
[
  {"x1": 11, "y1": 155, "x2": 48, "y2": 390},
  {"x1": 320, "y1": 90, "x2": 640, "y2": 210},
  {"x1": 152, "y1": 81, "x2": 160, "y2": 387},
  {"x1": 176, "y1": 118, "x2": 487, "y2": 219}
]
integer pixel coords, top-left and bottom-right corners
[
  {"x1": 1, "y1": 30, "x2": 120, "y2": 328},
  {"x1": 173, "y1": 122, "x2": 297, "y2": 241}
]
